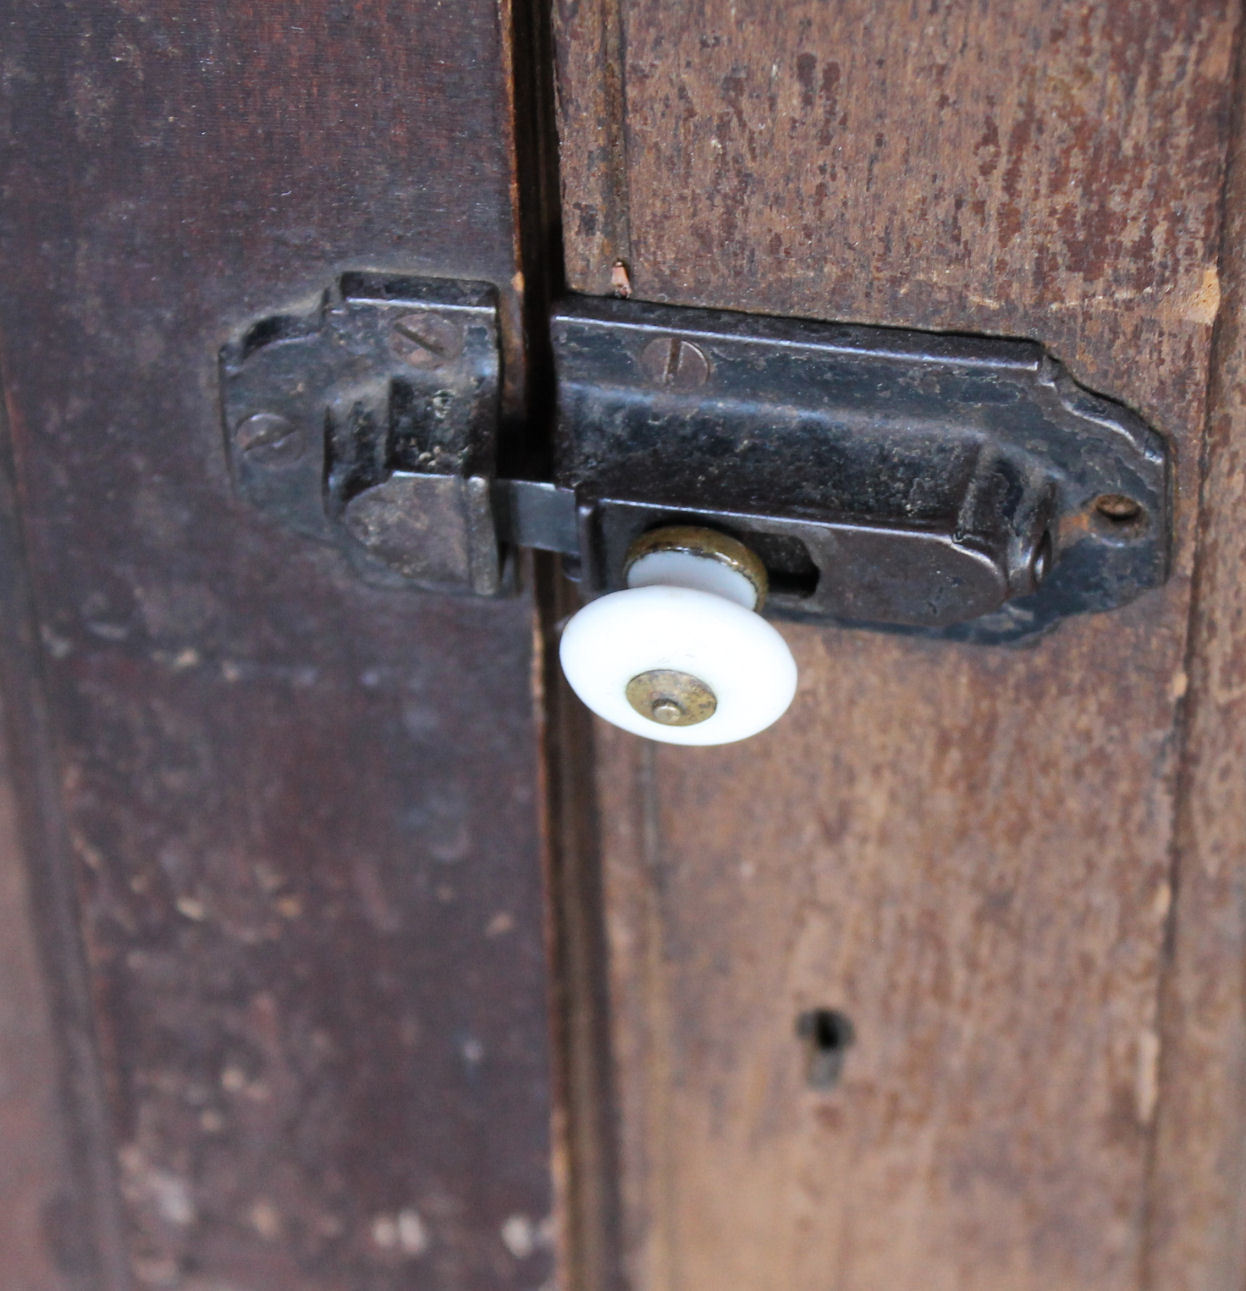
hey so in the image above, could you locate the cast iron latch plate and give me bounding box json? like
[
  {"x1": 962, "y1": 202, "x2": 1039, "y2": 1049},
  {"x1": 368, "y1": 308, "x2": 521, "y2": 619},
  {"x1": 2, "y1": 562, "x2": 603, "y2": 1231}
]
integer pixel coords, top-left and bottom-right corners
[
  {"x1": 222, "y1": 273, "x2": 506, "y2": 593},
  {"x1": 221, "y1": 273, "x2": 1169, "y2": 642}
]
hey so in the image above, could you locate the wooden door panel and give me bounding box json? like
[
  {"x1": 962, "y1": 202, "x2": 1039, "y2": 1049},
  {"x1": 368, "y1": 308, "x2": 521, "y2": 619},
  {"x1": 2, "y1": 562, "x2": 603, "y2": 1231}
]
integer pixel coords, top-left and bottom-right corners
[
  {"x1": 1146, "y1": 29, "x2": 1246, "y2": 1285},
  {"x1": 0, "y1": 4, "x2": 553, "y2": 1288},
  {"x1": 0, "y1": 686, "x2": 89, "y2": 1291},
  {"x1": 553, "y1": 3, "x2": 1238, "y2": 1288}
]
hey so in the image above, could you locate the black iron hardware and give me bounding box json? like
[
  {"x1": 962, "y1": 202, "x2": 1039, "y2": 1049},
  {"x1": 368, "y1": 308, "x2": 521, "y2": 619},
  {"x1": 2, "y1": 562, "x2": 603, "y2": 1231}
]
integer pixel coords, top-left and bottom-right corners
[{"x1": 221, "y1": 273, "x2": 1169, "y2": 642}]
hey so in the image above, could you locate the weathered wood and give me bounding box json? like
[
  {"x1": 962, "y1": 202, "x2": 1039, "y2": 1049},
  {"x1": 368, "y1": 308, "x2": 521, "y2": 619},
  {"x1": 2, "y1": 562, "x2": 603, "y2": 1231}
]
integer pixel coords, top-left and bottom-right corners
[
  {"x1": 0, "y1": 3, "x2": 555, "y2": 1287},
  {"x1": 0, "y1": 350, "x2": 131, "y2": 1291},
  {"x1": 554, "y1": 3, "x2": 1237, "y2": 1288},
  {"x1": 1144, "y1": 20, "x2": 1246, "y2": 1290},
  {"x1": 0, "y1": 685, "x2": 98, "y2": 1291},
  {"x1": 533, "y1": 558, "x2": 627, "y2": 1291},
  {"x1": 552, "y1": 0, "x2": 632, "y2": 292}
]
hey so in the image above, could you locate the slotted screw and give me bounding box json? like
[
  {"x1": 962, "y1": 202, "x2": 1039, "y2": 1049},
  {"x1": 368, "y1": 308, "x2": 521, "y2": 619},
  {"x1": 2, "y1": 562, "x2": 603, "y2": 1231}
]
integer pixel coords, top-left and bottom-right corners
[
  {"x1": 389, "y1": 312, "x2": 465, "y2": 369},
  {"x1": 234, "y1": 412, "x2": 304, "y2": 468},
  {"x1": 638, "y1": 336, "x2": 710, "y2": 389}
]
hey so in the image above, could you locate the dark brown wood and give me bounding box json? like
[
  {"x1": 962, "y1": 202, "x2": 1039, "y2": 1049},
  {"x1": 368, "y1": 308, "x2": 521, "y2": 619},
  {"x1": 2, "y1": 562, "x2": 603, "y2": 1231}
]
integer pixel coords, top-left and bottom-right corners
[
  {"x1": 0, "y1": 356, "x2": 130, "y2": 1291},
  {"x1": 552, "y1": 0, "x2": 632, "y2": 292},
  {"x1": 533, "y1": 557, "x2": 626, "y2": 1291},
  {"x1": 554, "y1": 3, "x2": 1239, "y2": 1288},
  {"x1": 1144, "y1": 18, "x2": 1246, "y2": 1289},
  {"x1": 0, "y1": 682, "x2": 99, "y2": 1291},
  {"x1": 0, "y1": 4, "x2": 555, "y2": 1287}
]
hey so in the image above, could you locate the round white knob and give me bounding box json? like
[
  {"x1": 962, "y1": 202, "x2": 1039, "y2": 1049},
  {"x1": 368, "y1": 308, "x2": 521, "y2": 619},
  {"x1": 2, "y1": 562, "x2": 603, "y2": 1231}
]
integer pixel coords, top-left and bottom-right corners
[{"x1": 559, "y1": 528, "x2": 798, "y2": 746}]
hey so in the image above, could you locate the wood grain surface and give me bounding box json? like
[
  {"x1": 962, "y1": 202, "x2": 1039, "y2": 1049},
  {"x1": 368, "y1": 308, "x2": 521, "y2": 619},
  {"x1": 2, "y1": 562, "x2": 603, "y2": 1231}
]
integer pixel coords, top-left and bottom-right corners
[
  {"x1": 0, "y1": 682, "x2": 98, "y2": 1291},
  {"x1": 1144, "y1": 18, "x2": 1246, "y2": 1290},
  {"x1": 554, "y1": 2, "x2": 1240, "y2": 1288},
  {"x1": 0, "y1": 3, "x2": 555, "y2": 1288}
]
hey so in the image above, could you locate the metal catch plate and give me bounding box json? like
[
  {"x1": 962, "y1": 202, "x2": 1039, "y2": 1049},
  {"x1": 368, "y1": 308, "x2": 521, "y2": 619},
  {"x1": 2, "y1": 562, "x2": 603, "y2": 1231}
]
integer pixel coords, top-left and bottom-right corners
[
  {"x1": 552, "y1": 297, "x2": 1169, "y2": 642},
  {"x1": 221, "y1": 273, "x2": 506, "y2": 594}
]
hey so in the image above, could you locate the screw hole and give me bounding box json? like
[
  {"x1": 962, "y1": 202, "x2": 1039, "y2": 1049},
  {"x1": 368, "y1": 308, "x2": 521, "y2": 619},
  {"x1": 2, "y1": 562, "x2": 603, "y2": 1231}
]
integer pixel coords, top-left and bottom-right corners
[
  {"x1": 1091, "y1": 493, "x2": 1147, "y2": 537},
  {"x1": 796, "y1": 1008, "x2": 854, "y2": 1089}
]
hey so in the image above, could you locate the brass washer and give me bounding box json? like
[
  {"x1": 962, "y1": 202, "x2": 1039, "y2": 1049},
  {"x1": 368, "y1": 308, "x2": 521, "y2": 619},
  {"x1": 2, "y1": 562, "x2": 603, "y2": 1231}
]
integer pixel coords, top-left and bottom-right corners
[
  {"x1": 623, "y1": 525, "x2": 768, "y2": 610},
  {"x1": 625, "y1": 669, "x2": 717, "y2": 727}
]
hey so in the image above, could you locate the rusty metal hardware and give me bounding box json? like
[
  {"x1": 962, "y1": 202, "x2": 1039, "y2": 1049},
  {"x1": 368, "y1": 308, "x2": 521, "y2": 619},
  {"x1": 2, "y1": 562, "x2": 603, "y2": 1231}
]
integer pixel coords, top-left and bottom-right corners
[
  {"x1": 221, "y1": 274, "x2": 1170, "y2": 642},
  {"x1": 221, "y1": 273, "x2": 504, "y2": 593}
]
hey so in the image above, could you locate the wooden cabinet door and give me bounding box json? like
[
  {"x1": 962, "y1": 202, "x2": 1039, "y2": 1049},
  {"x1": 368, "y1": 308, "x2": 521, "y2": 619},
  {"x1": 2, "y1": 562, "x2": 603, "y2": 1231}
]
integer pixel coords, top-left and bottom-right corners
[
  {"x1": 551, "y1": 4, "x2": 1246, "y2": 1291},
  {"x1": 0, "y1": 4, "x2": 556, "y2": 1289},
  {"x1": 3, "y1": 3, "x2": 1246, "y2": 1291}
]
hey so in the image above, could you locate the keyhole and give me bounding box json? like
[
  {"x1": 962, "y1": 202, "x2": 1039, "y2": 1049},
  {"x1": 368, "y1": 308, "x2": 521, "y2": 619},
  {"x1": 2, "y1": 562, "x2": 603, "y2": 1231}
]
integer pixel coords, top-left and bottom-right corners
[{"x1": 796, "y1": 1008, "x2": 854, "y2": 1089}]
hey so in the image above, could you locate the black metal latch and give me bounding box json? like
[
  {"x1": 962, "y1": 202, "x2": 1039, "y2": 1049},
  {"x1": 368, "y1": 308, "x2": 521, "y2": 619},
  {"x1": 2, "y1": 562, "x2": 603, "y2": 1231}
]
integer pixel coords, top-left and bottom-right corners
[{"x1": 221, "y1": 273, "x2": 1168, "y2": 644}]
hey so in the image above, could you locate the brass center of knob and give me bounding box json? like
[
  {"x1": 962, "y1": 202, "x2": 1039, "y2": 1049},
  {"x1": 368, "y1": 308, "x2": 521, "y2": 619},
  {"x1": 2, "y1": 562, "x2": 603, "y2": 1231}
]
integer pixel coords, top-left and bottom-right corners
[{"x1": 625, "y1": 669, "x2": 717, "y2": 727}]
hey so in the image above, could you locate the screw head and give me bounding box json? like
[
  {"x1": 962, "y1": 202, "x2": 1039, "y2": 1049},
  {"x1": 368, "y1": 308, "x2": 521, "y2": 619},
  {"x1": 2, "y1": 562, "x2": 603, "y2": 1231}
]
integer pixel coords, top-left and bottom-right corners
[
  {"x1": 1094, "y1": 493, "x2": 1143, "y2": 522},
  {"x1": 389, "y1": 312, "x2": 465, "y2": 369},
  {"x1": 1090, "y1": 493, "x2": 1148, "y2": 540},
  {"x1": 638, "y1": 336, "x2": 710, "y2": 390},
  {"x1": 625, "y1": 668, "x2": 717, "y2": 727},
  {"x1": 234, "y1": 412, "x2": 304, "y2": 468},
  {"x1": 650, "y1": 698, "x2": 685, "y2": 724}
]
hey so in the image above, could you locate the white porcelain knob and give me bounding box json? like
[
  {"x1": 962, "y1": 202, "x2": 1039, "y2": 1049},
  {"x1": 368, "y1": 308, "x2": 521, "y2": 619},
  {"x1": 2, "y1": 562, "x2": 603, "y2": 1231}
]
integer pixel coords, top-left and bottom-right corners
[{"x1": 559, "y1": 528, "x2": 798, "y2": 746}]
